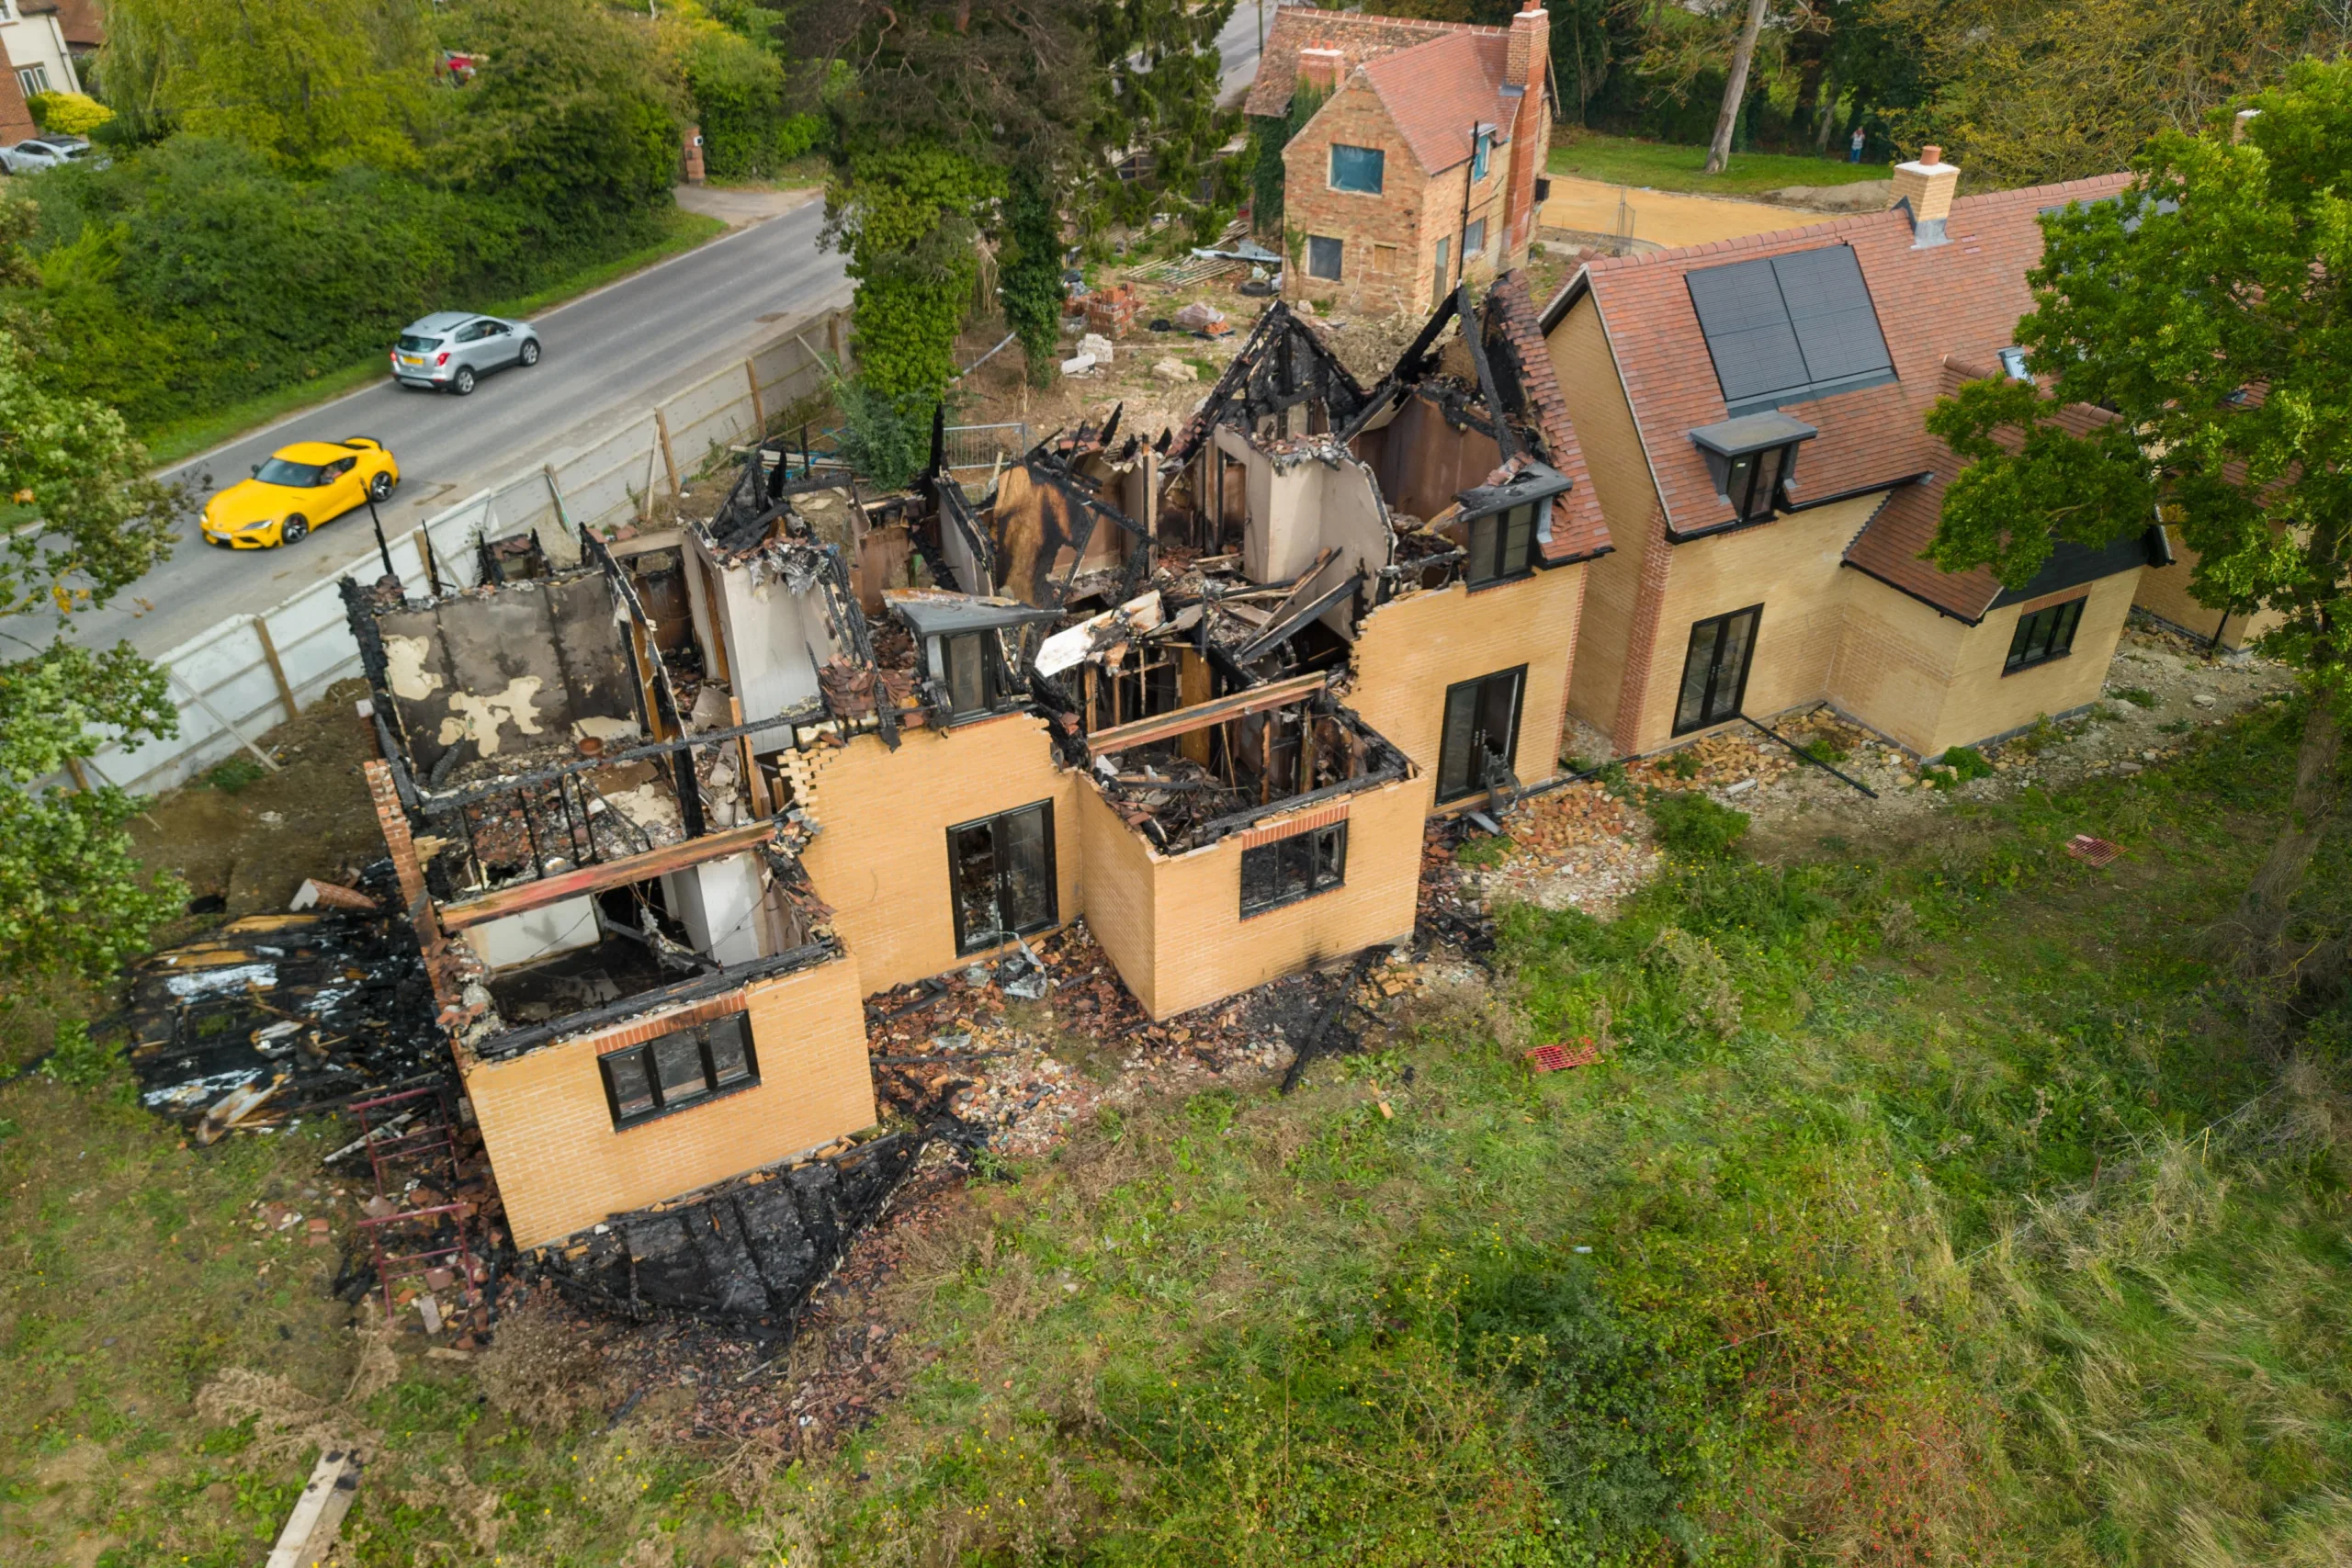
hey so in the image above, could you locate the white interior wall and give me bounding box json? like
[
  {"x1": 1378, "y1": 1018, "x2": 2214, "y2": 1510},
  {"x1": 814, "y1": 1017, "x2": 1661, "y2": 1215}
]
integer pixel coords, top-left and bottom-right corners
[
  {"x1": 662, "y1": 852, "x2": 767, "y2": 967},
  {"x1": 718, "y1": 568, "x2": 836, "y2": 722},
  {"x1": 466, "y1": 897, "x2": 601, "y2": 972}
]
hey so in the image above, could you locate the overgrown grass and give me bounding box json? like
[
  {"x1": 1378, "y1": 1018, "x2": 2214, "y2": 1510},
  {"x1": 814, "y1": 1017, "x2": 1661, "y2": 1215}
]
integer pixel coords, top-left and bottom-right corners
[
  {"x1": 140, "y1": 209, "x2": 729, "y2": 469},
  {"x1": 7, "y1": 694, "x2": 2352, "y2": 1564},
  {"x1": 1547, "y1": 131, "x2": 1891, "y2": 197}
]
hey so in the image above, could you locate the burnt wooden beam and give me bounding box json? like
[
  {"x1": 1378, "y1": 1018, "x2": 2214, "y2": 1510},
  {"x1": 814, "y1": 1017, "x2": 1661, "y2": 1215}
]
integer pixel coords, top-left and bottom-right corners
[
  {"x1": 1085, "y1": 671, "x2": 1327, "y2": 755},
  {"x1": 437, "y1": 818, "x2": 781, "y2": 932}
]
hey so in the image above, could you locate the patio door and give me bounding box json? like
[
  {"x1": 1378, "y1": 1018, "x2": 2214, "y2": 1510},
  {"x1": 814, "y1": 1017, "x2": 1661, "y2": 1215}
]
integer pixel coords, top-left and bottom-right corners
[
  {"x1": 1674, "y1": 605, "x2": 1761, "y2": 735},
  {"x1": 947, "y1": 802, "x2": 1057, "y2": 953},
  {"x1": 1436, "y1": 666, "x2": 1526, "y2": 804}
]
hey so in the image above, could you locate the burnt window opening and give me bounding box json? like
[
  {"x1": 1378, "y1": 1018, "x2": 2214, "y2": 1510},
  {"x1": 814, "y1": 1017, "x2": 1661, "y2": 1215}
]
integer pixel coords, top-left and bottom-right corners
[
  {"x1": 1240, "y1": 822, "x2": 1347, "y2": 916},
  {"x1": 1436, "y1": 666, "x2": 1525, "y2": 804},
  {"x1": 2005, "y1": 597, "x2": 2085, "y2": 673},
  {"x1": 599, "y1": 1011, "x2": 758, "y2": 1129},
  {"x1": 1689, "y1": 413, "x2": 1816, "y2": 528},
  {"x1": 1465, "y1": 502, "x2": 1544, "y2": 587},
  {"x1": 940, "y1": 630, "x2": 994, "y2": 716},
  {"x1": 948, "y1": 802, "x2": 1057, "y2": 954}
]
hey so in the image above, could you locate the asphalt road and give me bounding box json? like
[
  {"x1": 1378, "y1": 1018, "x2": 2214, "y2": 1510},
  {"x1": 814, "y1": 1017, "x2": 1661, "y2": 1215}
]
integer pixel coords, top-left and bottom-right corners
[
  {"x1": 68, "y1": 197, "x2": 847, "y2": 658},
  {"x1": 1216, "y1": 0, "x2": 1270, "y2": 106}
]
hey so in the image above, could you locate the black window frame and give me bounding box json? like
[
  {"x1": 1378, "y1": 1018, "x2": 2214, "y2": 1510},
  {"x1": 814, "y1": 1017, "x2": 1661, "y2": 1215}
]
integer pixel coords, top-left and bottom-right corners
[
  {"x1": 1464, "y1": 502, "x2": 1544, "y2": 587},
  {"x1": 597, "y1": 1010, "x2": 760, "y2": 1131},
  {"x1": 1306, "y1": 235, "x2": 1344, "y2": 281},
  {"x1": 1673, "y1": 604, "x2": 1762, "y2": 736},
  {"x1": 1239, "y1": 822, "x2": 1349, "y2": 917},
  {"x1": 1435, "y1": 665, "x2": 1528, "y2": 804},
  {"x1": 934, "y1": 630, "x2": 998, "y2": 718},
  {"x1": 1716, "y1": 442, "x2": 1792, "y2": 523},
  {"x1": 1329, "y1": 143, "x2": 1385, "y2": 194},
  {"x1": 947, "y1": 801, "x2": 1058, "y2": 955},
  {"x1": 2003, "y1": 597, "x2": 2086, "y2": 674}
]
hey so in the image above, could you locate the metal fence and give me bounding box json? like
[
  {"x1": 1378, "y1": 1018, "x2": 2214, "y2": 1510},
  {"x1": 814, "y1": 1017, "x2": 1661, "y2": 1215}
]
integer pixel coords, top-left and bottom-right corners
[
  {"x1": 941, "y1": 422, "x2": 1032, "y2": 473},
  {"x1": 73, "y1": 297, "x2": 854, "y2": 799}
]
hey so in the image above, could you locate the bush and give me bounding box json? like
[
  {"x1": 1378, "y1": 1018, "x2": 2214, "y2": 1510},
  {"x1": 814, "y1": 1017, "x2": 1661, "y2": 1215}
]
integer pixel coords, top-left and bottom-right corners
[
  {"x1": 831, "y1": 374, "x2": 933, "y2": 491},
  {"x1": 1645, "y1": 789, "x2": 1750, "y2": 859},
  {"x1": 26, "y1": 92, "x2": 113, "y2": 137},
  {"x1": 1925, "y1": 743, "x2": 1997, "y2": 789}
]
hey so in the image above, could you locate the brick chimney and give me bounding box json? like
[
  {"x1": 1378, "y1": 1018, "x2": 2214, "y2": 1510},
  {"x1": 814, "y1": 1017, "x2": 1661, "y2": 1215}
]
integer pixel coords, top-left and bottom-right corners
[
  {"x1": 1889, "y1": 144, "x2": 1958, "y2": 247},
  {"x1": 1297, "y1": 47, "x2": 1344, "y2": 94},
  {"x1": 1501, "y1": 1, "x2": 1551, "y2": 261}
]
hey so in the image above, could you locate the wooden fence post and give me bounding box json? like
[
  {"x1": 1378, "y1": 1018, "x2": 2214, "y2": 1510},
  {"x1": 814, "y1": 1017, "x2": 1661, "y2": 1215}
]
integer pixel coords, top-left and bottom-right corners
[
  {"x1": 654, "y1": 407, "x2": 682, "y2": 500},
  {"x1": 745, "y1": 359, "x2": 765, "y2": 438},
  {"x1": 253, "y1": 616, "x2": 299, "y2": 724}
]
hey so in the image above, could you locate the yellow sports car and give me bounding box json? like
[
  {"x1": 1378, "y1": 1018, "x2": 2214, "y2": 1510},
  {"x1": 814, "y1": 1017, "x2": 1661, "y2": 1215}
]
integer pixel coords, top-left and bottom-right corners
[{"x1": 200, "y1": 437, "x2": 401, "y2": 549}]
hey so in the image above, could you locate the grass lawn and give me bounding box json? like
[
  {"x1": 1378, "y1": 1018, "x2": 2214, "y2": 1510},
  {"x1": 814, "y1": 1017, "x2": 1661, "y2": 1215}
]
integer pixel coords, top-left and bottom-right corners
[
  {"x1": 7, "y1": 695, "x2": 2352, "y2": 1564},
  {"x1": 140, "y1": 208, "x2": 730, "y2": 471},
  {"x1": 1549, "y1": 130, "x2": 1892, "y2": 197}
]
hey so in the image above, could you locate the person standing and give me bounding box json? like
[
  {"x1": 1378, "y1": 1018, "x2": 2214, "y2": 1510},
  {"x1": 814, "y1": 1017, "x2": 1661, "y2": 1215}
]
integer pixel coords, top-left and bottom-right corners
[{"x1": 1849, "y1": 127, "x2": 1866, "y2": 163}]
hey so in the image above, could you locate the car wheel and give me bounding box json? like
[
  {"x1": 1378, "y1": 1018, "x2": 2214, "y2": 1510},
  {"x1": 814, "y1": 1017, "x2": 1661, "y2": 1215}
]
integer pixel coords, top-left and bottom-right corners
[
  {"x1": 519, "y1": 338, "x2": 541, "y2": 367},
  {"x1": 280, "y1": 516, "x2": 310, "y2": 546},
  {"x1": 368, "y1": 471, "x2": 395, "y2": 502},
  {"x1": 451, "y1": 366, "x2": 477, "y2": 396}
]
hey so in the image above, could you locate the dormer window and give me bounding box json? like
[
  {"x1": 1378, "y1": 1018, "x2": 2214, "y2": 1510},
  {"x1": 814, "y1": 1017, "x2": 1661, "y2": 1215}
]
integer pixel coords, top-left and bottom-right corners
[
  {"x1": 1688, "y1": 412, "x2": 1817, "y2": 526},
  {"x1": 1996, "y1": 346, "x2": 2033, "y2": 383},
  {"x1": 938, "y1": 631, "x2": 995, "y2": 716},
  {"x1": 1452, "y1": 459, "x2": 1576, "y2": 587},
  {"x1": 887, "y1": 592, "x2": 1063, "y2": 726}
]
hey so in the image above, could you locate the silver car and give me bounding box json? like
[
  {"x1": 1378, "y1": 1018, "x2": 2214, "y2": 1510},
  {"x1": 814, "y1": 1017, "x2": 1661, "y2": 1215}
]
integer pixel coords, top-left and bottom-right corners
[
  {"x1": 0, "y1": 137, "x2": 102, "y2": 174},
  {"x1": 390, "y1": 311, "x2": 543, "y2": 395}
]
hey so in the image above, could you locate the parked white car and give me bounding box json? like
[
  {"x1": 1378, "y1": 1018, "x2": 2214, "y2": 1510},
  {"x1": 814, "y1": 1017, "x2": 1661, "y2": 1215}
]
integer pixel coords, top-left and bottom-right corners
[{"x1": 0, "y1": 137, "x2": 104, "y2": 174}]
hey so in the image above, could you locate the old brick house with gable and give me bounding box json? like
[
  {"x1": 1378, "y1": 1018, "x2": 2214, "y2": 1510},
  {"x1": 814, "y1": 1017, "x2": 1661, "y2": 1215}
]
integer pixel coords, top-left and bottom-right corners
[
  {"x1": 1540, "y1": 151, "x2": 2173, "y2": 760},
  {"x1": 1249, "y1": 1, "x2": 1554, "y2": 316}
]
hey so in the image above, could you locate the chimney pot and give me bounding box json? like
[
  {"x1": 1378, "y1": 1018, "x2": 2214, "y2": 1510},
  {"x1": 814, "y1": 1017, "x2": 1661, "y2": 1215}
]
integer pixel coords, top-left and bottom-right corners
[{"x1": 1920, "y1": 144, "x2": 1941, "y2": 165}]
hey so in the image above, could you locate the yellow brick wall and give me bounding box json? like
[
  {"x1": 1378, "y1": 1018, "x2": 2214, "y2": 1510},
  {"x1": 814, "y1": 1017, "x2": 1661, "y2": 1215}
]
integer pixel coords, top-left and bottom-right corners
[
  {"x1": 1098, "y1": 773, "x2": 1423, "y2": 1020},
  {"x1": 464, "y1": 953, "x2": 876, "y2": 1249},
  {"x1": 797, "y1": 715, "x2": 1081, "y2": 995},
  {"x1": 1623, "y1": 491, "x2": 1885, "y2": 751},
  {"x1": 2134, "y1": 541, "x2": 2277, "y2": 649},
  {"x1": 1549, "y1": 295, "x2": 1654, "y2": 740},
  {"x1": 1347, "y1": 560, "x2": 1586, "y2": 806},
  {"x1": 1076, "y1": 782, "x2": 1159, "y2": 1011},
  {"x1": 1925, "y1": 571, "x2": 2141, "y2": 755},
  {"x1": 1826, "y1": 570, "x2": 1968, "y2": 754}
]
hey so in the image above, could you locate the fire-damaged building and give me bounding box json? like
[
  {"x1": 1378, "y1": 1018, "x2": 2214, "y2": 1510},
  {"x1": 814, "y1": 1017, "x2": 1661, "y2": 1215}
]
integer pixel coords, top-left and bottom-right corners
[{"x1": 340, "y1": 271, "x2": 1611, "y2": 1295}]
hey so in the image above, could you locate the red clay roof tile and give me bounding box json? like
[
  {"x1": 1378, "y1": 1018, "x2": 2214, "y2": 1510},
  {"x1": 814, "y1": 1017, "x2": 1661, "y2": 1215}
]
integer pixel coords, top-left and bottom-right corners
[
  {"x1": 1242, "y1": 5, "x2": 1507, "y2": 120},
  {"x1": 1355, "y1": 30, "x2": 1519, "y2": 175}
]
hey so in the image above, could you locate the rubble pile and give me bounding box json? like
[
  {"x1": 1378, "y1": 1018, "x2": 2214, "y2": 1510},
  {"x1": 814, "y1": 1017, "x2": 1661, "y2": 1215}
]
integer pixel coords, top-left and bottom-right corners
[
  {"x1": 116, "y1": 889, "x2": 446, "y2": 1139},
  {"x1": 1626, "y1": 730, "x2": 1799, "y2": 794}
]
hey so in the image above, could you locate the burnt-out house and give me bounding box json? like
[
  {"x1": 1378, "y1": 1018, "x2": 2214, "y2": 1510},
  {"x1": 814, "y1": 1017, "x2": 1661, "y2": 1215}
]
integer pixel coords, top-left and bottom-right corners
[{"x1": 343, "y1": 276, "x2": 1618, "y2": 1258}]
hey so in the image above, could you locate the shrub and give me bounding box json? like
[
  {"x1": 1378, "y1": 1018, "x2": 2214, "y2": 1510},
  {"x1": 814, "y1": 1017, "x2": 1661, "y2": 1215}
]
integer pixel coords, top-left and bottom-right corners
[
  {"x1": 2113, "y1": 685, "x2": 2159, "y2": 707},
  {"x1": 831, "y1": 373, "x2": 933, "y2": 491},
  {"x1": 26, "y1": 92, "x2": 113, "y2": 137},
  {"x1": 1645, "y1": 789, "x2": 1750, "y2": 859},
  {"x1": 1925, "y1": 744, "x2": 1996, "y2": 789}
]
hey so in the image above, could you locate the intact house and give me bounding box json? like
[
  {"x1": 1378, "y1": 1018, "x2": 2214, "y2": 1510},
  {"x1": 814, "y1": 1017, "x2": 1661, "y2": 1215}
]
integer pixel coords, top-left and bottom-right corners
[
  {"x1": 1247, "y1": 0, "x2": 1554, "y2": 316},
  {"x1": 342, "y1": 277, "x2": 1611, "y2": 1258},
  {"x1": 1540, "y1": 150, "x2": 2174, "y2": 761},
  {"x1": 2, "y1": 0, "x2": 85, "y2": 104}
]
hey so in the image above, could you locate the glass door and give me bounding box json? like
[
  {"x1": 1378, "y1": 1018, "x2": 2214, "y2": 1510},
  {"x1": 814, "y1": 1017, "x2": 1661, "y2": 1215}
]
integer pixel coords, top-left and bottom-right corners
[
  {"x1": 1436, "y1": 666, "x2": 1527, "y2": 804},
  {"x1": 1674, "y1": 605, "x2": 1762, "y2": 735}
]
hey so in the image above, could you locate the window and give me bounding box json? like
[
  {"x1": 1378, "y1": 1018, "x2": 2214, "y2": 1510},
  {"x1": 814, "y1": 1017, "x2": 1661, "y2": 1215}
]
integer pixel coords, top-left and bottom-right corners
[
  {"x1": 17, "y1": 65, "x2": 51, "y2": 97},
  {"x1": 1329, "y1": 143, "x2": 1385, "y2": 194},
  {"x1": 939, "y1": 630, "x2": 992, "y2": 716},
  {"x1": 2004, "y1": 598, "x2": 2085, "y2": 673},
  {"x1": 598, "y1": 1011, "x2": 758, "y2": 1128},
  {"x1": 1717, "y1": 442, "x2": 1789, "y2": 523},
  {"x1": 1436, "y1": 667, "x2": 1526, "y2": 803},
  {"x1": 1240, "y1": 822, "x2": 1347, "y2": 916},
  {"x1": 1472, "y1": 131, "x2": 1491, "y2": 182},
  {"x1": 1674, "y1": 605, "x2": 1761, "y2": 735},
  {"x1": 1431, "y1": 237, "x2": 1451, "y2": 310},
  {"x1": 1464, "y1": 219, "x2": 1487, "y2": 258},
  {"x1": 1306, "y1": 235, "x2": 1344, "y2": 281},
  {"x1": 1464, "y1": 502, "x2": 1542, "y2": 586},
  {"x1": 1687, "y1": 412, "x2": 1814, "y2": 528},
  {"x1": 1996, "y1": 345, "x2": 2034, "y2": 383},
  {"x1": 948, "y1": 802, "x2": 1057, "y2": 953}
]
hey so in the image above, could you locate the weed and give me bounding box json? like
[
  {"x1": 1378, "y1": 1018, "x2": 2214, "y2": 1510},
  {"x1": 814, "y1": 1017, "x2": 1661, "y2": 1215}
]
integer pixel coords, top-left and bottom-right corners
[
  {"x1": 2162, "y1": 717, "x2": 2196, "y2": 733},
  {"x1": 1454, "y1": 833, "x2": 1515, "y2": 869},
  {"x1": 204, "y1": 755, "x2": 268, "y2": 793},
  {"x1": 1645, "y1": 926, "x2": 1743, "y2": 1038},
  {"x1": 2112, "y1": 685, "x2": 2159, "y2": 707},
  {"x1": 2009, "y1": 714, "x2": 2063, "y2": 755},
  {"x1": 1798, "y1": 735, "x2": 1850, "y2": 765},
  {"x1": 1662, "y1": 749, "x2": 1703, "y2": 780},
  {"x1": 41, "y1": 1021, "x2": 122, "y2": 1089},
  {"x1": 1925, "y1": 744, "x2": 1997, "y2": 789},
  {"x1": 1645, "y1": 790, "x2": 1751, "y2": 859}
]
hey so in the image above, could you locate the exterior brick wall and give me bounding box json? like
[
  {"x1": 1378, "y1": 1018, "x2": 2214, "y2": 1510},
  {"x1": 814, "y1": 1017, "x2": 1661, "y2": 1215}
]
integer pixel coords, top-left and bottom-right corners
[
  {"x1": 1916, "y1": 570, "x2": 2141, "y2": 754},
  {"x1": 1285, "y1": 84, "x2": 1433, "y2": 316},
  {"x1": 0, "y1": 56, "x2": 35, "y2": 143},
  {"x1": 1549, "y1": 297, "x2": 1655, "y2": 744},
  {"x1": 464, "y1": 951, "x2": 876, "y2": 1248},
  {"x1": 796, "y1": 714, "x2": 1081, "y2": 996},
  {"x1": 1823, "y1": 570, "x2": 1969, "y2": 753},
  {"x1": 1346, "y1": 560, "x2": 1586, "y2": 806},
  {"x1": 1087, "y1": 771, "x2": 1422, "y2": 1020},
  {"x1": 2134, "y1": 542, "x2": 2275, "y2": 649}
]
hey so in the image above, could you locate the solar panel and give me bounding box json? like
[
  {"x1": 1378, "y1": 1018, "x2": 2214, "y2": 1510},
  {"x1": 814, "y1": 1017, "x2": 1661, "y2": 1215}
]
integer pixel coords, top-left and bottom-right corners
[{"x1": 1687, "y1": 245, "x2": 1894, "y2": 411}]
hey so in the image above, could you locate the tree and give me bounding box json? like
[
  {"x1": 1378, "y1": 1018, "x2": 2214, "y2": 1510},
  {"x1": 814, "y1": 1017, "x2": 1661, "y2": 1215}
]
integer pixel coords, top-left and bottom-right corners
[
  {"x1": 1926, "y1": 59, "x2": 2352, "y2": 962},
  {"x1": 0, "y1": 193, "x2": 187, "y2": 981},
  {"x1": 96, "y1": 0, "x2": 437, "y2": 171},
  {"x1": 1000, "y1": 164, "x2": 1065, "y2": 389},
  {"x1": 1703, "y1": 0, "x2": 1771, "y2": 172}
]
